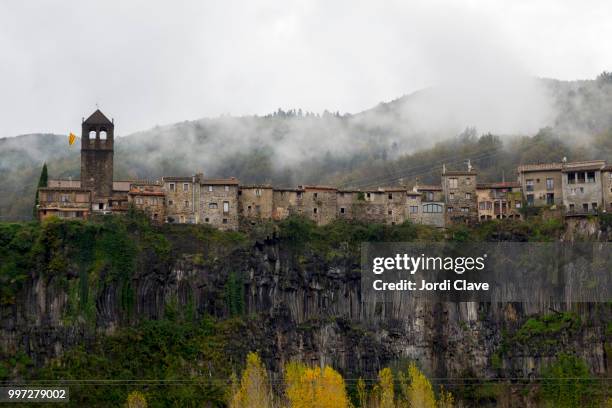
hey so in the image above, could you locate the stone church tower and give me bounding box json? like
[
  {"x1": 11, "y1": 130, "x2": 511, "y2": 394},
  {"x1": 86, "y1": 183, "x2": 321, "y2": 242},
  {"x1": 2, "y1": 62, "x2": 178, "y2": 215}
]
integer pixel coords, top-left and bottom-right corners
[{"x1": 81, "y1": 109, "x2": 114, "y2": 199}]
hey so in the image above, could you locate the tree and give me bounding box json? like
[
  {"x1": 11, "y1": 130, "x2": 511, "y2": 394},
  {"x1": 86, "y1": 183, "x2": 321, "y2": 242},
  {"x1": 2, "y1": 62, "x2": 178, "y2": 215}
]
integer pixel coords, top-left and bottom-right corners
[
  {"x1": 33, "y1": 162, "x2": 48, "y2": 219},
  {"x1": 230, "y1": 352, "x2": 274, "y2": 408},
  {"x1": 401, "y1": 363, "x2": 436, "y2": 408},
  {"x1": 373, "y1": 367, "x2": 395, "y2": 408},
  {"x1": 541, "y1": 353, "x2": 594, "y2": 408},
  {"x1": 284, "y1": 361, "x2": 349, "y2": 408},
  {"x1": 125, "y1": 391, "x2": 147, "y2": 408},
  {"x1": 356, "y1": 377, "x2": 368, "y2": 408}
]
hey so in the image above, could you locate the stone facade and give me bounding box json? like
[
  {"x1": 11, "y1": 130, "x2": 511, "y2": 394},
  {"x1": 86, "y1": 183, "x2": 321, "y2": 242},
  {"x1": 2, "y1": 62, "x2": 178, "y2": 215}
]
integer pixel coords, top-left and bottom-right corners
[
  {"x1": 476, "y1": 182, "x2": 522, "y2": 221},
  {"x1": 561, "y1": 161, "x2": 606, "y2": 215},
  {"x1": 604, "y1": 166, "x2": 612, "y2": 213},
  {"x1": 517, "y1": 163, "x2": 563, "y2": 207},
  {"x1": 163, "y1": 176, "x2": 199, "y2": 224},
  {"x1": 80, "y1": 110, "x2": 114, "y2": 201},
  {"x1": 38, "y1": 187, "x2": 92, "y2": 220},
  {"x1": 128, "y1": 182, "x2": 165, "y2": 224},
  {"x1": 302, "y1": 186, "x2": 338, "y2": 226},
  {"x1": 442, "y1": 169, "x2": 478, "y2": 224},
  {"x1": 238, "y1": 185, "x2": 274, "y2": 223},
  {"x1": 200, "y1": 178, "x2": 240, "y2": 230},
  {"x1": 272, "y1": 188, "x2": 304, "y2": 220}
]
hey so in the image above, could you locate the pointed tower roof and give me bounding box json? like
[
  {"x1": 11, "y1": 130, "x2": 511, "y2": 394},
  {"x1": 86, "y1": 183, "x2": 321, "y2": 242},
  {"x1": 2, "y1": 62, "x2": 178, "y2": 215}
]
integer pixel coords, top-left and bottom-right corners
[{"x1": 83, "y1": 109, "x2": 113, "y2": 126}]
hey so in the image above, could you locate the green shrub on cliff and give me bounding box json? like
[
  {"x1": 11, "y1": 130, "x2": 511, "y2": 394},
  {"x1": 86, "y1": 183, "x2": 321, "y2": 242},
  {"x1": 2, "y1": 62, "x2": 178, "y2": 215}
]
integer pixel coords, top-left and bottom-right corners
[{"x1": 541, "y1": 353, "x2": 595, "y2": 408}]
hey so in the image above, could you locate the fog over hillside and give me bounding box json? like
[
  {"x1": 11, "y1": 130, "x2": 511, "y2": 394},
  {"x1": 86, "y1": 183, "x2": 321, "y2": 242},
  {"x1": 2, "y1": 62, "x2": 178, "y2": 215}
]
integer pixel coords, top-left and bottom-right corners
[{"x1": 1, "y1": 74, "x2": 611, "y2": 220}]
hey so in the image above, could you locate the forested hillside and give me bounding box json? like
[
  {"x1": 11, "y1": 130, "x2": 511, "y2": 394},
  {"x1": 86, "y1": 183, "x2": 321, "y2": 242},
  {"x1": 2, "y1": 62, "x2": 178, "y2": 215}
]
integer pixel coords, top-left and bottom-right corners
[{"x1": 1, "y1": 74, "x2": 611, "y2": 220}]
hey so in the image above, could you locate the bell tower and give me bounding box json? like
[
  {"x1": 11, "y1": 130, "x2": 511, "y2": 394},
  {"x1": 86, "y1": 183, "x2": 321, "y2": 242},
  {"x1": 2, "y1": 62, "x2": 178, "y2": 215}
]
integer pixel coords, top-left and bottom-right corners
[{"x1": 81, "y1": 109, "x2": 114, "y2": 198}]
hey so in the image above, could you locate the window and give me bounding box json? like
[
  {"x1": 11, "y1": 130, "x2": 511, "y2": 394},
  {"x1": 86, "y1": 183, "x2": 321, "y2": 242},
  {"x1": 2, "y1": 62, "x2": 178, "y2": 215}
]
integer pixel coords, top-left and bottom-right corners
[
  {"x1": 169, "y1": 183, "x2": 175, "y2": 192},
  {"x1": 577, "y1": 172, "x2": 585, "y2": 183},
  {"x1": 448, "y1": 178, "x2": 458, "y2": 189},
  {"x1": 136, "y1": 197, "x2": 143, "y2": 205},
  {"x1": 205, "y1": 218, "x2": 209, "y2": 222},
  {"x1": 183, "y1": 183, "x2": 189, "y2": 192},
  {"x1": 340, "y1": 207, "x2": 345, "y2": 214},
  {"x1": 479, "y1": 202, "x2": 485, "y2": 210},
  {"x1": 313, "y1": 192, "x2": 318, "y2": 199},
  {"x1": 388, "y1": 210, "x2": 392, "y2": 215},
  {"x1": 592, "y1": 202, "x2": 598, "y2": 210},
  {"x1": 582, "y1": 203, "x2": 589, "y2": 212},
  {"x1": 184, "y1": 200, "x2": 189, "y2": 208},
  {"x1": 486, "y1": 202, "x2": 492, "y2": 210},
  {"x1": 168, "y1": 200, "x2": 174, "y2": 206},
  {"x1": 465, "y1": 192, "x2": 471, "y2": 200},
  {"x1": 366, "y1": 193, "x2": 371, "y2": 199},
  {"x1": 461, "y1": 207, "x2": 469, "y2": 213},
  {"x1": 255, "y1": 189, "x2": 261, "y2": 197},
  {"x1": 88, "y1": 130, "x2": 96, "y2": 140},
  {"x1": 223, "y1": 218, "x2": 228, "y2": 224},
  {"x1": 587, "y1": 171, "x2": 595, "y2": 183},
  {"x1": 447, "y1": 206, "x2": 454, "y2": 213},
  {"x1": 313, "y1": 208, "x2": 318, "y2": 214},
  {"x1": 223, "y1": 201, "x2": 229, "y2": 213},
  {"x1": 388, "y1": 193, "x2": 393, "y2": 200},
  {"x1": 410, "y1": 206, "x2": 418, "y2": 213},
  {"x1": 546, "y1": 193, "x2": 554, "y2": 205},
  {"x1": 247, "y1": 205, "x2": 252, "y2": 211},
  {"x1": 449, "y1": 192, "x2": 455, "y2": 200},
  {"x1": 515, "y1": 202, "x2": 522, "y2": 209},
  {"x1": 465, "y1": 177, "x2": 471, "y2": 185},
  {"x1": 100, "y1": 130, "x2": 107, "y2": 140},
  {"x1": 569, "y1": 204, "x2": 575, "y2": 211},
  {"x1": 546, "y1": 178, "x2": 554, "y2": 190},
  {"x1": 423, "y1": 203, "x2": 442, "y2": 213},
  {"x1": 225, "y1": 185, "x2": 229, "y2": 191},
  {"x1": 98, "y1": 203, "x2": 104, "y2": 210},
  {"x1": 208, "y1": 185, "x2": 213, "y2": 192},
  {"x1": 297, "y1": 192, "x2": 303, "y2": 199},
  {"x1": 426, "y1": 192, "x2": 433, "y2": 201},
  {"x1": 61, "y1": 194, "x2": 70, "y2": 203},
  {"x1": 209, "y1": 203, "x2": 218, "y2": 209},
  {"x1": 526, "y1": 194, "x2": 534, "y2": 206}
]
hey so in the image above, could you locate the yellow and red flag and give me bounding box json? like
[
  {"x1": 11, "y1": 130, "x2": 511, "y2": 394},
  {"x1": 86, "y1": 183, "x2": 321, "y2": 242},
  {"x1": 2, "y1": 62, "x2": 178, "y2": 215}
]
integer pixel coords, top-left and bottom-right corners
[{"x1": 68, "y1": 132, "x2": 76, "y2": 146}]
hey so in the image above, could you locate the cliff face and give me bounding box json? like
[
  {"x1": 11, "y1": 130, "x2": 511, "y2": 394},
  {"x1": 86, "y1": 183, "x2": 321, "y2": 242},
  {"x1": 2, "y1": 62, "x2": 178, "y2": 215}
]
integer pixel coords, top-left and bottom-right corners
[{"x1": 1, "y1": 217, "x2": 609, "y2": 387}]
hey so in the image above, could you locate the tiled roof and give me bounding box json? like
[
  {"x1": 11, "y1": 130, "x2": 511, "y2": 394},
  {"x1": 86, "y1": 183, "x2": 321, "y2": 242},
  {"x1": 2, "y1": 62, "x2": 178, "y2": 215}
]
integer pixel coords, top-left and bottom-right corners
[
  {"x1": 517, "y1": 163, "x2": 563, "y2": 172},
  {"x1": 561, "y1": 160, "x2": 606, "y2": 172},
  {"x1": 240, "y1": 184, "x2": 273, "y2": 189},
  {"x1": 128, "y1": 190, "x2": 165, "y2": 196},
  {"x1": 39, "y1": 186, "x2": 91, "y2": 192},
  {"x1": 83, "y1": 109, "x2": 113, "y2": 126},
  {"x1": 415, "y1": 185, "x2": 442, "y2": 191},
  {"x1": 301, "y1": 185, "x2": 337, "y2": 191},
  {"x1": 163, "y1": 176, "x2": 195, "y2": 182},
  {"x1": 201, "y1": 178, "x2": 239, "y2": 185}
]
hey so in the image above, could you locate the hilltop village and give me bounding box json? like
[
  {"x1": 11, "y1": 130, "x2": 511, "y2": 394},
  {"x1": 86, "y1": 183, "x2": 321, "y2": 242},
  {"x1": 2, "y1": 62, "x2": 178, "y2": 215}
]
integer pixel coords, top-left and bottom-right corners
[{"x1": 37, "y1": 110, "x2": 612, "y2": 230}]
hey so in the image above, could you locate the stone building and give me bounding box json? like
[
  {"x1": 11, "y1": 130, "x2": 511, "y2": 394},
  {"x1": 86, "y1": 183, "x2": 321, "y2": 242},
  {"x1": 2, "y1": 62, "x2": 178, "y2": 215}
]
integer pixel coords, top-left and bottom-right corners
[
  {"x1": 561, "y1": 160, "x2": 606, "y2": 215},
  {"x1": 301, "y1": 186, "x2": 338, "y2": 225},
  {"x1": 337, "y1": 190, "x2": 361, "y2": 220},
  {"x1": 442, "y1": 167, "x2": 478, "y2": 224},
  {"x1": 37, "y1": 187, "x2": 92, "y2": 220},
  {"x1": 163, "y1": 175, "x2": 200, "y2": 224},
  {"x1": 383, "y1": 188, "x2": 408, "y2": 225},
  {"x1": 238, "y1": 185, "x2": 273, "y2": 223},
  {"x1": 128, "y1": 181, "x2": 165, "y2": 224},
  {"x1": 603, "y1": 165, "x2": 612, "y2": 213},
  {"x1": 414, "y1": 185, "x2": 445, "y2": 228},
  {"x1": 353, "y1": 189, "x2": 388, "y2": 224},
  {"x1": 517, "y1": 163, "x2": 563, "y2": 207},
  {"x1": 406, "y1": 191, "x2": 422, "y2": 224},
  {"x1": 272, "y1": 188, "x2": 304, "y2": 220},
  {"x1": 476, "y1": 182, "x2": 522, "y2": 221},
  {"x1": 200, "y1": 178, "x2": 240, "y2": 230}
]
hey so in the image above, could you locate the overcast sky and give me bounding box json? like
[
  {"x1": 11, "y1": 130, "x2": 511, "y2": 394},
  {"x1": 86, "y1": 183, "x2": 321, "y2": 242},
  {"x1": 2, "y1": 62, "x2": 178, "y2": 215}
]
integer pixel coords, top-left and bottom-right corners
[{"x1": 0, "y1": 0, "x2": 610, "y2": 137}]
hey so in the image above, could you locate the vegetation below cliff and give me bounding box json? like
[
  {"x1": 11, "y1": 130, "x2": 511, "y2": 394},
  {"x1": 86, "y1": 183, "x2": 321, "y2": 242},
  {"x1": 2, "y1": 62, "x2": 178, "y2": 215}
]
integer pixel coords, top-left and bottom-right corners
[{"x1": 1, "y1": 213, "x2": 611, "y2": 407}]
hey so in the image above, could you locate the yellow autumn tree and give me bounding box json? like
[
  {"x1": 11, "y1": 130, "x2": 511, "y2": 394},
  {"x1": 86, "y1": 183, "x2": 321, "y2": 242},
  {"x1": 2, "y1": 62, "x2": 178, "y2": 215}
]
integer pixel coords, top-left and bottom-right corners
[
  {"x1": 125, "y1": 390, "x2": 147, "y2": 408},
  {"x1": 404, "y1": 363, "x2": 436, "y2": 408},
  {"x1": 356, "y1": 378, "x2": 368, "y2": 408},
  {"x1": 284, "y1": 361, "x2": 349, "y2": 408},
  {"x1": 230, "y1": 352, "x2": 274, "y2": 408},
  {"x1": 373, "y1": 367, "x2": 395, "y2": 408}
]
